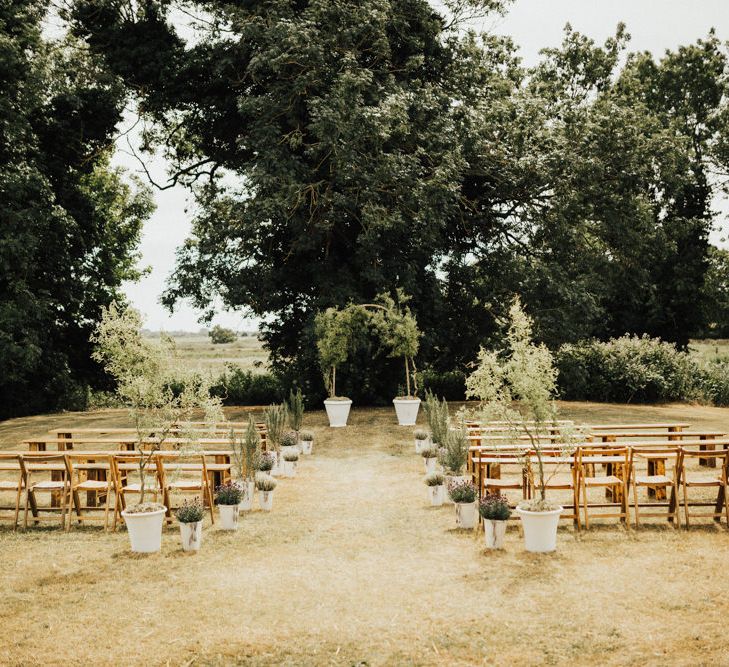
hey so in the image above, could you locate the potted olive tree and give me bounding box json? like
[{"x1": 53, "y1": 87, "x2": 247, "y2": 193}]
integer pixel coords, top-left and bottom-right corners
[
  {"x1": 176, "y1": 498, "x2": 205, "y2": 552},
  {"x1": 256, "y1": 474, "x2": 277, "y2": 511},
  {"x1": 479, "y1": 493, "x2": 511, "y2": 550},
  {"x1": 231, "y1": 417, "x2": 259, "y2": 512},
  {"x1": 92, "y1": 304, "x2": 223, "y2": 553},
  {"x1": 370, "y1": 291, "x2": 422, "y2": 426},
  {"x1": 448, "y1": 480, "x2": 478, "y2": 529},
  {"x1": 466, "y1": 297, "x2": 570, "y2": 553},
  {"x1": 424, "y1": 472, "x2": 445, "y2": 506},
  {"x1": 299, "y1": 430, "x2": 314, "y2": 456},
  {"x1": 216, "y1": 482, "x2": 242, "y2": 530},
  {"x1": 315, "y1": 307, "x2": 354, "y2": 427}
]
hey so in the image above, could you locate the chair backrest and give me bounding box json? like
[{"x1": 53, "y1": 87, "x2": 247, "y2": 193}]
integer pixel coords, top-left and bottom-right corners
[
  {"x1": 576, "y1": 446, "x2": 630, "y2": 465},
  {"x1": 677, "y1": 446, "x2": 729, "y2": 475},
  {"x1": 65, "y1": 453, "x2": 113, "y2": 479}
]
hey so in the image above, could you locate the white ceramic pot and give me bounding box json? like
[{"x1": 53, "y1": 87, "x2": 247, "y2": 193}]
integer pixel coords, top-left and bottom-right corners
[
  {"x1": 393, "y1": 398, "x2": 421, "y2": 426},
  {"x1": 281, "y1": 445, "x2": 298, "y2": 458},
  {"x1": 455, "y1": 501, "x2": 477, "y2": 529},
  {"x1": 324, "y1": 399, "x2": 352, "y2": 427},
  {"x1": 281, "y1": 460, "x2": 297, "y2": 478},
  {"x1": 444, "y1": 474, "x2": 468, "y2": 505},
  {"x1": 515, "y1": 506, "x2": 563, "y2": 553},
  {"x1": 122, "y1": 506, "x2": 167, "y2": 553},
  {"x1": 484, "y1": 519, "x2": 507, "y2": 549},
  {"x1": 300, "y1": 440, "x2": 313, "y2": 455},
  {"x1": 428, "y1": 485, "x2": 445, "y2": 506},
  {"x1": 423, "y1": 456, "x2": 436, "y2": 474},
  {"x1": 270, "y1": 451, "x2": 280, "y2": 476},
  {"x1": 179, "y1": 520, "x2": 202, "y2": 552},
  {"x1": 238, "y1": 481, "x2": 255, "y2": 512},
  {"x1": 259, "y1": 490, "x2": 274, "y2": 511},
  {"x1": 218, "y1": 504, "x2": 239, "y2": 530},
  {"x1": 414, "y1": 438, "x2": 429, "y2": 454}
]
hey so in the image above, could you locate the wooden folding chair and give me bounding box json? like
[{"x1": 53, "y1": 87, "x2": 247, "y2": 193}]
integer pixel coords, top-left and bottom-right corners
[
  {"x1": 110, "y1": 453, "x2": 164, "y2": 530},
  {"x1": 66, "y1": 454, "x2": 116, "y2": 531},
  {"x1": 576, "y1": 447, "x2": 630, "y2": 529},
  {"x1": 157, "y1": 453, "x2": 215, "y2": 525},
  {"x1": 676, "y1": 447, "x2": 729, "y2": 528},
  {"x1": 476, "y1": 449, "x2": 528, "y2": 512},
  {"x1": 629, "y1": 447, "x2": 680, "y2": 527},
  {"x1": 0, "y1": 454, "x2": 25, "y2": 530},
  {"x1": 21, "y1": 454, "x2": 69, "y2": 529}
]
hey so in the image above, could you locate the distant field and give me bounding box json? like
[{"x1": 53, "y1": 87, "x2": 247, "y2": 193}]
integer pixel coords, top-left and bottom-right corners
[
  {"x1": 689, "y1": 339, "x2": 729, "y2": 363},
  {"x1": 146, "y1": 333, "x2": 269, "y2": 373}
]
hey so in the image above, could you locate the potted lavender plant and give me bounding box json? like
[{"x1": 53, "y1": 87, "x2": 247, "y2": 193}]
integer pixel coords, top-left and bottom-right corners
[
  {"x1": 414, "y1": 429, "x2": 429, "y2": 454},
  {"x1": 299, "y1": 431, "x2": 314, "y2": 455},
  {"x1": 421, "y1": 445, "x2": 438, "y2": 474},
  {"x1": 256, "y1": 474, "x2": 277, "y2": 511},
  {"x1": 215, "y1": 482, "x2": 243, "y2": 530},
  {"x1": 448, "y1": 480, "x2": 478, "y2": 529},
  {"x1": 479, "y1": 493, "x2": 511, "y2": 549},
  {"x1": 281, "y1": 450, "x2": 299, "y2": 477},
  {"x1": 176, "y1": 498, "x2": 205, "y2": 552},
  {"x1": 424, "y1": 472, "x2": 445, "y2": 506}
]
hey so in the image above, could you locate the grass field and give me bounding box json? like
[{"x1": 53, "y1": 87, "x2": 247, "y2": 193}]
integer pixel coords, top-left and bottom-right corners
[
  {"x1": 689, "y1": 338, "x2": 729, "y2": 363},
  {"x1": 1, "y1": 401, "x2": 729, "y2": 665},
  {"x1": 147, "y1": 334, "x2": 270, "y2": 373}
]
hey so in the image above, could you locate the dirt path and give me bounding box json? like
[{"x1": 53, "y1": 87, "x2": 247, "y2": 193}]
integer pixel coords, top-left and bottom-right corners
[{"x1": 1, "y1": 406, "x2": 729, "y2": 665}]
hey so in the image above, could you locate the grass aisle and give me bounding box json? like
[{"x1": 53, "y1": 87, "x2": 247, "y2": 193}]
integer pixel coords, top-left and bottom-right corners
[{"x1": 1, "y1": 405, "x2": 729, "y2": 664}]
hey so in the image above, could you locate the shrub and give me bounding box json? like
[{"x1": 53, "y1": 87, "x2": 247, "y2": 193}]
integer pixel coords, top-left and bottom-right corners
[
  {"x1": 212, "y1": 366, "x2": 283, "y2": 405},
  {"x1": 556, "y1": 335, "x2": 698, "y2": 403},
  {"x1": 479, "y1": 493, "x2": 511, "y2": 521},
  {"x1": 423, "y1": 390, "x2": 449, "y2": 445},
  {"x1": 438, "y1": 426, "x2": 468, "y2": 474},
  {"x1": 421, "y1": 369, "x2": 466, "y2": 401},
  {"x1": 448, "y1": 479, "x2": 477, "y2": 504},
  {"x1": 414, "y1": 429, "x2": 429, "y2": 441},
  {"x1": 300, "y1": 431, "x2": 314, "y2": 441},
  {"x1": 254, "y1": 451, "x2": 275, "y2": 472},
  {"x1": 215, "y1": 482, "x2": 243, "y2": 505},
  {"x1": 283, "y1": 450, "x2": 299, "y2": 462},
  {"x1": 424, "y1": 472, "x2": 445, "y2": 487},
  {"x1": 176, "y1": 498, "x2": 205, "y2": 523},
  {"x1": 255, "y1": 474, "x2": 277, "y2": 492},
  {"x1": 420, "y1": 445, "x2": 438, "y2": 459},
  {"x1": 280, "y1": 431, "x2": 298, "y2": 448},
  {"x1": 696, "y1": 360, "x2": 729, "y2": 406},
  {"x1": 209, "y1": 325, "x2": 237, "y2": 344}
]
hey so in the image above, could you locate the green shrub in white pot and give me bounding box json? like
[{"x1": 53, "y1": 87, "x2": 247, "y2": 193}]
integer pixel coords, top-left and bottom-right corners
[
  {"x1": 420, "y1": 444, "x2": 438, "y2": 474},
  {"x1": 256, "y1": 473, "x2": 277, "y2": 511},
  {"x1": 438, "y1": 425, "x2": 469, "y2": 504},
  {"x1": 414, "y1": 429, "x2": 429, "y2": 454},
  {"x1": 424, "y1": 472, "x2": 445, "y2": 506},
  {"x1": 216, "y1": 482, "x2": 243, "y2": 530},
  {"x1": 265, "y1": 402, "x2": 287, "y2": 474},
  {"x1": 282, "y1": 450, "x2": 299, "y2": 477},
  {"x1": 231, "y1": 417, "x2": 259, "y2": 512},
  {"x1": 479, "y1": 493, "x2": 511, "y2": 550},
  {"x1": 299, "y1": 431, "x2": 314, "y2": 455},
  {"x1": 448, "y1": 480, "x2": 478, "y2": 529},
  {"x1": 280, "y1": 430, "x2": 299, "y2": 458},
  {"x1": 176, "y1": 498, "x2": 205, "y2": 552},
  {"x1": 287, "y1": 388, "x2": 305, "y2": 446},
  {"x1": 466, "y1": 297, "x2": 575, "y2": 553}
]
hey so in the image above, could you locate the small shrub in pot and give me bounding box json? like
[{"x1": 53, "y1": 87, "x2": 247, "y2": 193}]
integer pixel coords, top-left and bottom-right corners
[
  {"x1": 176, "y1": 498, "x2": 205, "y2": 552},
  {"x1": 414, "y1": 428, "x2": 429, "y2": 453},
  {"x1": 420, "y1": 444, "x2": 438, "y2": 474},
  {"x1": 479, "y1": 493, "x2": 511, "y2": 550},
  {"x1": 424, "y1": 471, "x2": 445, "y2": 506},
  {"x1": 448, "y1": 479, "x2": 478, "y2": 529},
  {"x1": 215, "y1": 482, "x2": 243, "y2": 530},
  {"x1": 256, "y1": 473, "x2": 278, "y2": 510},
  {"x1": 299, "y1": 430, "x2": 314, "y2": 455},
  {"x1": 282, "y1": 450, "x2": 299, "y2": 477}
]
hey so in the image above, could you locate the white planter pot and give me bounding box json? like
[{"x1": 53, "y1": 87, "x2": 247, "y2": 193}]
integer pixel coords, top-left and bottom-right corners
[
  {"x1": 281, "y1": 445, "x2": 298, "y2": 458},
  {"x1": 414, "y1": 438, "x2": 430, "y2": 454},
  {"x1": 238, "y1": 481, "x2": 255, "y2": 512},
  {"x1": 484, "y1": 519, "x2": 507, "y2": 549},
  {"x1": 444, "y1": 474, "x2": 468, "y2": 505},
  {"x1": 179, "y1": 520, "x2": 203, "y2": 552},
  {"x1": 324, "y1": 399, "x2": 352, "y2": 427},
  {"x1": 423, "y1": 457, "x2": 436, "y2": 474},
  {"x1": 393, "y1": 398, "x2": 421, "y2": 426},
  {"x1": 270, "y1": 451, "x2": 280, "y2": 476},
  {"x1": 300, "y1": 440, "x2": 313, "y2": 455},
  {"x1": 428, "y1": 485, "x2": 445, "y2": 506},
  {"x1": 122, "y1": 507, "x2": 166, "y2": 553},
  {"x1": 515, "y1": 506, "x2": 563, "y2": 553},
  {"x1": 218, "y1": 504, "x2": 239, "y2": 530},
  {"x1": 455, "y1": 501, "x2": 477, "y2": 529},
  {"x1": 281, "y1": 460, "x2": 297, "y2": 478},
  {"x1": 259, "y1": 490, "x2": 274, "y2": 511}
]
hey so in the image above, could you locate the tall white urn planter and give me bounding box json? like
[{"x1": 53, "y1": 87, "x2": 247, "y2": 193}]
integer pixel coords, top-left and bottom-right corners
[
  {"x1": 484, "y1": 520, "x2": 507, "y2": 549},
  {"x1": 218, "y1": 504, "x2": 239, "y2": 531},
  {"x1": 179, "y1": 521, "x2": 203, "y2": 552},
  {"x1": 428, "y1": 485, "x2": 445, "y2": 506},
  {"x1": 393, "y1": 398, "x2": 421, "y2": 426},
  {"x1": 455, "y1": 501, "x2": 477, "y2": 529},
  {"x1": 515, "y1": 506, "x2": 563, "y2": 553},
  {"x1": 122, "y1": 506, "x2": 167, "y2": 553},
  {"x1": 238, "y1": 481, "x2": 255, "y2": 512},
  {"x1": 324, "y1": 398, "x2": 352, "y2": 427}
]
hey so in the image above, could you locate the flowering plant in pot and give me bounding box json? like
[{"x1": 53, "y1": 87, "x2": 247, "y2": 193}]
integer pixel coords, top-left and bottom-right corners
[
  {"x1": 438, "y1": 424, "x2": 469, "y2": 504},
  {"x1": 466, "y1": 297, "x2": 573, "y2": 553},
  {"x1": 420, "y1": 445, "x2": 438, "y2": 474},
  {"x1": 299, "y1": 431, "x2": 314, "y2": 456},
  {"x1": 424, "y1": 472, "x2": 445, "y2": 506},
  {"x1": 479, "y1": 493, "x2": 511, "y2": 549},
  {"x1": 414, "y1": 429, "x2": 429, "y2": 454},
  {"x1": 92, "y1": 304, "x2": 223, "y2": 553},
  {"x1": 254, "y1": 451, "x2": 275, "y2": 475},
  {"x1": 448, "y1": 479, "x2": 478, "y2": 529},
  {"x1": 281, "y1": 450, "x2": 299, "y2": 478},
  {"x1": 280, "y1": 430, "x2": 299, "y2": 458},
  {"x1": 256, "y1": 473, "x2": 277, "y2": 511},
  {"x1": 215, "y1": 482, "x2": 243, "y2": 530},
  {"x1": 176, "y1": 498, "x2": 205, "y2": 552},
  {"x1": 231, "y1": 417, "x2": 259, "y2": 512}
]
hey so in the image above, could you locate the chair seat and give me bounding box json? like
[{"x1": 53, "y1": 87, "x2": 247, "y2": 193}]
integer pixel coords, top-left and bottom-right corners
[
  {"x1": 684, "y1": 476, "x2": 723, "y2": 487},
  {"x1": 636, "y1": 475, "x2": 672, "y2": 485},
  {"x1": 167, "y1": 482, "x2": 204, "y2": 490},
  {"x1": 585, "y1": 475, "x2": 621, "y2": 486},
  {"x1": 483, "y1": 478, "x2": 522, "y2": 488},
  {"x1": 30, "y1": 481, "x2": 66, "y2": 490},
  {"x1": 0, "y1": 480, "x2": 22, "y2": 490},
  {"x1": 75, "y1": 480, "x2": 109, "y2": 491}
]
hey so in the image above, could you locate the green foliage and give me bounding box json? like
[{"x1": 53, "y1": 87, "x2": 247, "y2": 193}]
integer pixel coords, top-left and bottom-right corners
[
  {"x1": 424, "y1": 390, "x2": 450, "y2": 446},
  {"x1": 299, "y1": 431, "x2": 314, "y2": 442},
  {"x1": 314, "y1": 307, "x2": 353, "y2": 398},
  {"x1": 420, "y1": 445, "x2": 438, "y2": 459},
  {"x1": 209, "y1": 326, "x2": 237, "y2": 345},
  {"x1": 255, "y1": 474, "x2": 277, "y2": 492},
  {"x1": 478, "y1": 493, "x2": 511, "y2": 521},
  {"x1": 438, "y1": 426, "x2": 469, "y2": 475},
  {"x1": 421, "y1": 370, "x2": 467, "y2": 401},
  {"x1": 0, "y1": 5, "x2": 153, "y2": 418},
  {"x1": 556, "y1": 335, "x2": 698, "y2": 403},
  {"x1": 264, "y1": 403, "x2": 288, "y2": 452},
  {"x1": 414, "y1": 429, "x2": 429, "y2": 441},
  {"x1": 211, "y1": 367, "x2": 283, "y2": 406},
  {"x1": 215, "y1": 482, "x2": 242, "y2": 506},
  {"x1": 286, "y1": 389, "x2": 305, "y2": 432},
  {"x1": 424, "y1": 472, "x2": 445, "y2": 487},
  {"x1": 282, "y1": 450, "x2": 299, "y2": 462},
  {"x1": 447, "y1": 480, "x2": 478, "y2": 504},
  {"x1": 280, "y1": 431, "x2": 298, "y2": 448},
  {"x1": 175, "y1": 498, "x2": 205, "y2": 523},
  {"x1": 254, "y1": 451, "x2": 274, "y2": 473},
  {"x1": 231, "y1": 417, "x2": 260, "y2": 481}
]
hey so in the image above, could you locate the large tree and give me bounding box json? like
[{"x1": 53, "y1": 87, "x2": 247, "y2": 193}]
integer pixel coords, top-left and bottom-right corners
[{"x1": 0, "y1": 0, "x2": 153, "y2": 418}]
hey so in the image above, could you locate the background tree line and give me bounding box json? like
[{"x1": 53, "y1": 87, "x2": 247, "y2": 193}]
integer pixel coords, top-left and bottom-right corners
[{"x1": 3, "y1": 0, "x2": 729, "y2": 415}]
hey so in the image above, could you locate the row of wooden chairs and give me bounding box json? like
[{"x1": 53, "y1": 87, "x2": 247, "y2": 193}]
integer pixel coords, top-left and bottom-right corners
[
  {"x1": 0, "y1": 452, "x2": 227, "y2": 531},
  {"x1": 474, "y1": 446, "x2": 729, "y2": 530}
]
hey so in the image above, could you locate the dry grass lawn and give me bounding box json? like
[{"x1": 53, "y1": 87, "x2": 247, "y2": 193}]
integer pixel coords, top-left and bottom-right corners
[{"x1": 1, "y1": 402, "x2": 729, "y2": 665}]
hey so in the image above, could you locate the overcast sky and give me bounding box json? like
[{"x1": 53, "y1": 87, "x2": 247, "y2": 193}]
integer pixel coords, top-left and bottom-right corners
[{"x1": 117, "y1": 0, "x2": 729, "y2": 331}]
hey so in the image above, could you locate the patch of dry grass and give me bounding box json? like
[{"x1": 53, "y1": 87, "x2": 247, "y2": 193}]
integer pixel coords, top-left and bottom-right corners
[{"x1": 1, "y1": 403, "x2": 729, "y2": 665}]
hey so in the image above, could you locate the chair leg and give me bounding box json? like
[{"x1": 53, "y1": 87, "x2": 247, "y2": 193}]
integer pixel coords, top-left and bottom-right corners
[
  {"x1": 13, "y1": 484, "x2": 22, "y2": 531},
  {"x1": 103, "y1": 481, "x2": 112, "y2": 532},
  {"x1": 581, "y1": 476, "x2": 589, "y2": 530},
  {"x1": 633, "y1": 474, "x2": 640, "y2": 528},
  {"x1": 682, "y1": 476, "x2": 690, "y2": 529},
  {"x1": 23, "y1": 484, "x2": 31, "y2": 530}
]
